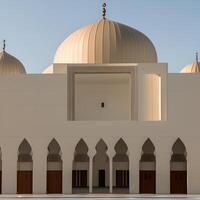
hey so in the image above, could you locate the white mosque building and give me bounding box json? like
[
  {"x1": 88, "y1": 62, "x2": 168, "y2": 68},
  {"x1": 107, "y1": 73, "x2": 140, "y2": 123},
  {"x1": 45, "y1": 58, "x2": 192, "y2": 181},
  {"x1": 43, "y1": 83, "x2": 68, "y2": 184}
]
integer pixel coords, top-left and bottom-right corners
[{"x1": 0, "y1": 3, "x2": 200, "y2": 195}]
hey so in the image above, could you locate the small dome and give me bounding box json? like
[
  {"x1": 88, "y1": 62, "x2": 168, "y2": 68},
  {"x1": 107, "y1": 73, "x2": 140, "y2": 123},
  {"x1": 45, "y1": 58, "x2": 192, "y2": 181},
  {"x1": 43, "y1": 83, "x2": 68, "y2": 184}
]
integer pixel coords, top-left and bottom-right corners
[
  {"x1": 54, "y1": 18, "x2": 157, "y2": 64},
  {"x1": 42, "y1": 64, "x2": 53, "y2": 74},
  {"x1": 180, "y1": 62, "x2": 200, "y2": 73},
  {"x1": 180, "y1": 53, "x2": 200, "y2": 73},
  {"x1": 0, "y1": 50, "x2": 26, "y2": 75}
]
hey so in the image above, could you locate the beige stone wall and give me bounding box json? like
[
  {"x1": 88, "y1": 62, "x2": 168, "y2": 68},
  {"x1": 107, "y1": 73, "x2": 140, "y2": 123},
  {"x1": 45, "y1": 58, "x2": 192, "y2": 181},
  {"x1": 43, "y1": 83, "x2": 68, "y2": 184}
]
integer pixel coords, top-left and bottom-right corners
[
  {"x1": 75, "y1": 74, "x2": 131, "y2": 120},
  {"x1": 0, "y1": 67, "x2": 200, "y2": 194}
]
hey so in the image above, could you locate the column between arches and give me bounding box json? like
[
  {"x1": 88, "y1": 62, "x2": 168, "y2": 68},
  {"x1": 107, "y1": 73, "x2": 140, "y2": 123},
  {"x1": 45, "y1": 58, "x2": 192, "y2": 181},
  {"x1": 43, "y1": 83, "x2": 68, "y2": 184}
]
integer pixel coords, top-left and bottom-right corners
[
  {"x1": 129, "y1": 149, "x2": 140, "y2": 194},
  {"x1": 107, "y1": 148, "x2": 115, "y2": 194},
  {"x1": 2, "y1": 145, "x2": 18, "y2": 194},
  {"x1": 156, "y1": 145, "x2": 171, "y2": 194},
  {"x1": 88, "y1": 149, "x2": 95, "y2": 193},
  {"x1": 32, "y1": 144, "x2": 47, "y2": 194}
]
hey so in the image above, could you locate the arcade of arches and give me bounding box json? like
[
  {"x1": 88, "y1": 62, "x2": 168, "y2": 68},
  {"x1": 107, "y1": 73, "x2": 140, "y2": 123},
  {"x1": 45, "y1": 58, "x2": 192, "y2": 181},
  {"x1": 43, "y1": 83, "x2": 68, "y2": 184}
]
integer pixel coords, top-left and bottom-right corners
[{"x1": 0, "y1": 138, "x2": 187, "y2": 194}]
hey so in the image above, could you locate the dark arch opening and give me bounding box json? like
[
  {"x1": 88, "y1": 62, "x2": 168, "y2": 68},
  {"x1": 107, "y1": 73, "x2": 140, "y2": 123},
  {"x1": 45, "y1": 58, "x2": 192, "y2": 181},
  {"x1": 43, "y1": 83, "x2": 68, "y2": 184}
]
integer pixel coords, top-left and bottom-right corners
[
  {"x1": 17, "y1": 139, "x2": 33, "y2": 194},
  {"x1": 139, "y1": 139, "x2": 156, "y2": 194},
  {"x1": 93, "y1": 139, "x2": 109, "y2": 193},
  {"x1": 113, "y1": 138, "x2": 129, "y2": 194},
  {"x1": 170, "y1": 138, "x2": 187, "y2": 194},
  {"x1": 47, "y1": 138, "x2": 62, "y2": 194},
  {"x1": 72, "y1": 139, "x2": 89, "y2": 194}
]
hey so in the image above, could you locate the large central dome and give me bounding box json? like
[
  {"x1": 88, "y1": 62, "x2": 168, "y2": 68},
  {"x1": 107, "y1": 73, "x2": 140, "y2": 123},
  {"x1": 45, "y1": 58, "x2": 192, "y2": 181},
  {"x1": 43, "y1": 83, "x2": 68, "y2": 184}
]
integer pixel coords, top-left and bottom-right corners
[{"x1": 54, "y1": 18, "x2": 157, "y2": 64}]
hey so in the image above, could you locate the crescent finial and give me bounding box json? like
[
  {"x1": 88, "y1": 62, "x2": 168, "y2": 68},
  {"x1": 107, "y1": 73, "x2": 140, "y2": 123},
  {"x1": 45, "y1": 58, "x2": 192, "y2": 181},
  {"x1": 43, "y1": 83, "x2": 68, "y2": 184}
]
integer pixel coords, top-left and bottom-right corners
[
  {"x1": 102, "y1": 2, "x2": 107, "y2": 19},
  {"x1": 3, "y1": 40, "x2": 6, "y2": 51}
]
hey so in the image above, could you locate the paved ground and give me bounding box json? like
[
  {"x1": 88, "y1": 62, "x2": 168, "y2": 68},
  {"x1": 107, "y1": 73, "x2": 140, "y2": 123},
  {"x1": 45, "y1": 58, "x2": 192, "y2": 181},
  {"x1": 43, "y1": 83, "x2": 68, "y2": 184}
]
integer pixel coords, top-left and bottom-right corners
[{"x1": 0, "y1": 194, "x2": 199, "y2": 199}]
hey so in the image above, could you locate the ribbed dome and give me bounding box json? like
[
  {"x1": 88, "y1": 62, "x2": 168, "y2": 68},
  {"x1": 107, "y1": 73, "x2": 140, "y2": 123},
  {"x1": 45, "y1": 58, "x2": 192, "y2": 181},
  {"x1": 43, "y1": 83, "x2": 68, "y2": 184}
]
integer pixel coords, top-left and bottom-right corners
[
  {"x1": 54, "y1": 18, "x2": 157, "y2": 64},
  {"x1": 180, "y1": 54, "x2": 200, "y2": 73},
  {"x1": 0, "y1": 51, "x2": 26, "y2": 75},
  {"x1": 180, "y1": 62, "x2": 200, "y2": 73}
]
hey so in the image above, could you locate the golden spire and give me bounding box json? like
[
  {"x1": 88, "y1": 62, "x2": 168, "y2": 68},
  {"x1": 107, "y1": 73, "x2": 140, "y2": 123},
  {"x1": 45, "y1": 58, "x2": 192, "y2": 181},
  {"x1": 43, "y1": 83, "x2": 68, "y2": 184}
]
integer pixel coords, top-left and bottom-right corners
[
  {"x1": 3, "y1": 40, "x2": 6, "y2": 52},
  {"x1": 102, "y1": 2, "x2": 107, "y2": 19}
]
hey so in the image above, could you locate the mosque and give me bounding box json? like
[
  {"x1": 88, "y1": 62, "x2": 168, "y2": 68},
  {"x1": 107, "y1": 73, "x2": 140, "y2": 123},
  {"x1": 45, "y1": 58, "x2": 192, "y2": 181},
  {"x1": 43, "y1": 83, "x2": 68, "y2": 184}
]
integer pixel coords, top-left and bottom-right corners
[{"x1": 0, "y1": 2, "x2": 200, "y2": 195}]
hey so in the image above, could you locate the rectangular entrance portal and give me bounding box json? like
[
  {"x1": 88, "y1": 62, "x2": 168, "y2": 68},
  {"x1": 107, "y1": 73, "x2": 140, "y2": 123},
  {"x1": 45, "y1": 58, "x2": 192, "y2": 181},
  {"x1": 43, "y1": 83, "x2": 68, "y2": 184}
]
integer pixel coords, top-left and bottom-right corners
[
  {"x1": 17, "y1": 171, "x2": 32, "y2": 194},
  {"x1": 72, "y1": 170, "x2": 87, "y2": 187},
  {"x1": 116, "y1": 170, "x2": 129, "y2": 187},
  {"x1": 47, "y1": 170, "x2": 62, "y2": 193},
  {"x1": 140, "y1": 170, "x2": 155, "y2": 194},
  {"x1": 99, "y1": 170, "x2": 105, "y2": 187},
  {"x1": 170, "y1": 171, "x2": 187, "y2": 194}
]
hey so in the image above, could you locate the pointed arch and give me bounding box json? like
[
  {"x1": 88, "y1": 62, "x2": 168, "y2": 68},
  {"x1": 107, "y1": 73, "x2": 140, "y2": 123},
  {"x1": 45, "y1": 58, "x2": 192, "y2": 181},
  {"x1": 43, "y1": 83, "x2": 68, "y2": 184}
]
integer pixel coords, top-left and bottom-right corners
[
  {"x1": 171, "y1": 138, "x2": 186, "y2": 161},
  {"x1": 72, "y1": 139, "x2": 89, "y2": 193},
  {"x1": 113, "y1": 138, "x2": 129, "y2": 193},
  {"x1": 170, "y1": 138, "x2": 187, "y2": 194},
  {"x1": 18, "y1": 139, "x2": 32, "y2": 161},
  {"x1": 17, "y1": 138, "x2": 33, "y2": 194},
  {"x1": 74, "y1": 139, "x2": 89, "y2": 158},
  {"x1": 139, "y1": 138, "x2": 156, "y2": 194},
  {"x1": 17, "y1": 138, "x2": 32, "y2": 162},
  {"x1": 142, "y1": 139, "x2": 155, "y2": 153},
  {"x1": 93, "y1": 139, "x2": 109, "y2": 193},
  {"x1": 47, "y1": 138, "x2": 62, "y2": 194},
  {"x1": 141, "y1": 138, "x2": 155, "y2": 162},
  {"x1": 114, "y1": 138, "x2": 128, "y2": 154},
  {"x1": 47, "y1": 138, "x2": 62, "y2": 162},
  {"x1": 48, "y1": 138, "x2": 61, "y2": 152},
  {"x1": 95, "y1": 139, "x2": 108, "y2": 152}
]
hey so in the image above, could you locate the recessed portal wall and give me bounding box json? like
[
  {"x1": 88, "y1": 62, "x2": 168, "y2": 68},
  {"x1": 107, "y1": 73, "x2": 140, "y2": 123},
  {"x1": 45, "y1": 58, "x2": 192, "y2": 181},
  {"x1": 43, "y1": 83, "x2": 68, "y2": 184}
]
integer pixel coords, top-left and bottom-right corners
[
  {"x1": 75, "y1": 74, "x2": 131, "y2": 120},
  {"x1": 140, "y1": 74, "x2": 161, "y2": 121}
]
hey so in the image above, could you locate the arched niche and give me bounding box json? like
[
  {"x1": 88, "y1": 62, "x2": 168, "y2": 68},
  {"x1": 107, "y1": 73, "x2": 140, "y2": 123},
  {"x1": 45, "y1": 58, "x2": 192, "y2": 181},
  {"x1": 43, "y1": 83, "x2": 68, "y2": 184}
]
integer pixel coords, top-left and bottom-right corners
[
  {"x1": 170, "y1": 138, "x2": 187, "y2": 194},
  {"x1": 93, "y1": 139, "x2": 109, "y2": 193},
  {"x1": 47, "y1": 138, "x2": 62, "y2": 194},
  {"x1": 17, "y1": 139, "x2": 33, "y2": 194},
  {"x1": 72, "y1": 139, "x2": 89, "y2": 193},
  {"x1": 113, "y1": 138, "x2": 129, "y2": 193},
  {"x1": 139, "y1": 139, "x2": 156, "y2": 194}
]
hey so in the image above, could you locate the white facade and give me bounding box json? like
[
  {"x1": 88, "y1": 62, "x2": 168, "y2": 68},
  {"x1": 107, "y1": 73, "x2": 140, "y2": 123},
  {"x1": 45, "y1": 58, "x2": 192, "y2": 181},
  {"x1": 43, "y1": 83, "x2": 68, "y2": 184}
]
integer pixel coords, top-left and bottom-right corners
[
  {"x1": 0, "y1": 65, "x2": 199, "y2": 194},
  {"x1": 0, "y1": 11, "x2": 199, "y2": 195}
]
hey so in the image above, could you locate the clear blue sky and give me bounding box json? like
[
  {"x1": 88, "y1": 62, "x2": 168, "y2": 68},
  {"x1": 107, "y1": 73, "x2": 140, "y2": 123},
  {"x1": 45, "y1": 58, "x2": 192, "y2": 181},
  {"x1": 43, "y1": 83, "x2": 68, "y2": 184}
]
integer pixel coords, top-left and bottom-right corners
[{"x1": 0, "y1": 0, "x2": 199, "y2": 73}]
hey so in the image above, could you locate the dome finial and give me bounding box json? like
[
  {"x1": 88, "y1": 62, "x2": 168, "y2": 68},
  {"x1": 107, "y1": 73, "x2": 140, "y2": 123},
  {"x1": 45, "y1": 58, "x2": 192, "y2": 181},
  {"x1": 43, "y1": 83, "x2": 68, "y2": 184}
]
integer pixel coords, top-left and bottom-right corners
[
  {"x1": 196, "y1": 51, "x2": 199, "y2": 62},
  {"x1": 102, "y1": 2, "x2": 107, "y2": 19},
  {"x1": 3, "y1": 40, "x2": 6, "y2": 52}
]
